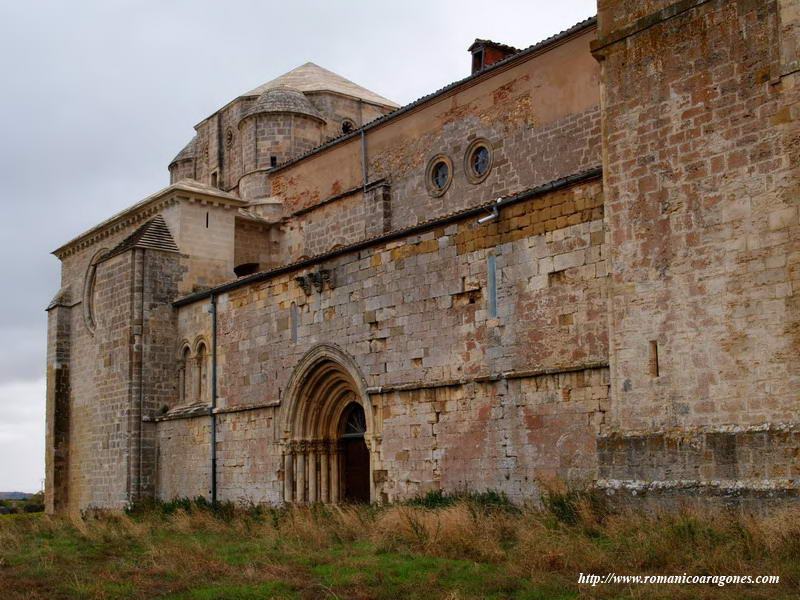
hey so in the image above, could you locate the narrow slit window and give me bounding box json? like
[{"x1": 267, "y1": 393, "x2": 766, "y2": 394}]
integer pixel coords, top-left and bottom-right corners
[
  {"x1": 487, "y1": 254, "x2": 497, "y2": 319},
  {"x1": 649, "y1": 340, "x2": 660, "y2": 377},
  {"x1": 290, "y1": 302, "x2": 298, "y2": 343},
  {"x1": 270, "y1": 156, "x2": 277, "y2": 168}
]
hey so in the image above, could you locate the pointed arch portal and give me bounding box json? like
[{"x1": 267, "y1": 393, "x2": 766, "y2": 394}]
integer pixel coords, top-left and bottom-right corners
[{"x1": 281, "y1": 345, "x2": 374, "y2": 503}]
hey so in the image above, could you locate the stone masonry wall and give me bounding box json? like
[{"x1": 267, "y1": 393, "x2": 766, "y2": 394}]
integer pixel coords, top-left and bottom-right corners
[
  {"x1": 380, "y1": 368, "x2": 609, "y2": 503},
  {"x1": 215, "y1": 409, "x2": 283, "y2": 504},
  {"x1": 80, "y1": 251, "x2": 134, "y2": 509},
  {"x1": 377, "y1": 105, "x2": 601, "y2": 236},
  {"x1": 257, "y1": 114, "x2": 324, "y2": 171},
  {"x1": 595, "y1": 0, "x2": 800, "y2": 495},
  {"x1": 266, "y1": 27, "x2": 601, "y2": 268},
  {"x1": 162, "y1": 178, "x2": 609, "y2": 503},
  {"x1": 306, "y1": 92, "x2": 391, "y2": 140},
  {"x1": 156, "y1": 416, "x2": 212, "y2": 501},
  {"x1": 169, "y1": 158, "x2": 196, "y2": 184},
  {"x1": 290, "y1": 183, "x2": 392, "y2": 259},
  {"x1": 50, "y1": 205, "x2": 195, "y2": 512},
  {"x1": 139, "y1": 249, "x2": 185, "y2": 496},
  {"x1": 190, "y1": 91, "x2": 392, "y2": 196},
  {"x1": 51, "y1": 214, "x2": 163, "y2": 513},
  {"x1": 268, "y1": 100, "x2": 601, "y2": 266},
  {"x1": 234, "y1": 220, "x2": 277, "y2": 272}
]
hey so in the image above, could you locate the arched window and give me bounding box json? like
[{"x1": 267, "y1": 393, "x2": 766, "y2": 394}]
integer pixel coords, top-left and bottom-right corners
[
  {"x1": 179, "y1": 347, "x2": 191, "y2": 403},
  {"x1": 196, "y1": 343, "x2": 208, "y2": 403},
  {"x1": 341, "y1": 403, "x2": 367, "y2": 438}
]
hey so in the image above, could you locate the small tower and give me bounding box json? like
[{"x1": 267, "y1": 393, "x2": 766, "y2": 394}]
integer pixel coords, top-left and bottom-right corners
[
  {"x1": 238, "y1": 86, "x2": 326, "y2": 173},
  {"x1": 168, "y1": 136, "x2": 197, "y2": 184}
]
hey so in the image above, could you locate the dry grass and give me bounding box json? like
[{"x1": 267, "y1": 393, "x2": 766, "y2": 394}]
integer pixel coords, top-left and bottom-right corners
[{"x1": 1, "y1": 492, "x2": 798, "y2": 599}]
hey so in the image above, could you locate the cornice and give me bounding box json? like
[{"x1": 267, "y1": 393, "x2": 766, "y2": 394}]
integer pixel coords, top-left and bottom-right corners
[{"x1": 52, "y1": 182, "x2": 246, "y2": 260}]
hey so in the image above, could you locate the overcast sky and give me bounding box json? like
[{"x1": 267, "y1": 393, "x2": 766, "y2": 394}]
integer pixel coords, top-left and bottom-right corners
[{"x1": 0, "y1": 0, "x2": 595, "y2": 493}]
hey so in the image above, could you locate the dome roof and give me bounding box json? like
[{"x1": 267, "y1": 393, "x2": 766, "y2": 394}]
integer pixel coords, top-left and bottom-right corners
[
  {"x1": 243, "y1": 62, "x2": 399, "y2": 109},
  {"x1": 241, "y1": 86, "x2": 325, "y2": 123},
  {"x1": 169, "y1": 135, "x2": 197, "y2": 165}
]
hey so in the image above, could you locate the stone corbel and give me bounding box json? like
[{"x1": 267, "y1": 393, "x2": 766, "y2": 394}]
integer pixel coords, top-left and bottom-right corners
[
  {"x1": 294, "y1": 276, "x2": 312, "y2": 295},
  {"x1": 307, "y1": 272, "x2": 323, "y2": 293},
  {"x1": 296, "y1": 269, "x2": 334, "y2": 295}
]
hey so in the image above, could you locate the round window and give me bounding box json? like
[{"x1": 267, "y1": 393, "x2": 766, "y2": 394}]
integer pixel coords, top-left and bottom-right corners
[
  {"x1": 425, "y1": 154, "x2": 453, "y2": 197},
  {"x1": 464, "y1": 139, "x2": 493, "y2": 184},
  {"x1": 433, "y1": 161, "x2": 449, "y2": 189}
]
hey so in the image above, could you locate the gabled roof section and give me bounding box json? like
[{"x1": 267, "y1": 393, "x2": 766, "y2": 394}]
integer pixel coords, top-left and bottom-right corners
[
  {"x1": 52, "y1": 180, "x2": 245, "y2": 259},
  {"x1": 106, "y1": 215, "x2": 179, "y2": 259},
  {"x1": 243, "y1": 62, "x2": 399, "y2": 108}
]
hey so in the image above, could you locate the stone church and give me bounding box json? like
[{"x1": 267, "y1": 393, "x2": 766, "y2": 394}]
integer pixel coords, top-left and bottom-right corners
[{"x1": 46, "y1": 0, "x2": 800, "y2": 514}]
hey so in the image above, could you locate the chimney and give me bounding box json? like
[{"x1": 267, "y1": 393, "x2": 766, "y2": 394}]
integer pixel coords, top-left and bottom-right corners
[{"x1": 468, "y1": 39, "x2": 519, "y2": 74}]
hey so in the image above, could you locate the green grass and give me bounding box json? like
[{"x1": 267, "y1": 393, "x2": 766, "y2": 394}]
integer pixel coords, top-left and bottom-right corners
[
  {"x1": 1, "y1": 494, "x2": 799, "y2": 599},
  {"x1": 162, "y1": 581, "x2": 300, "y2": 600}
]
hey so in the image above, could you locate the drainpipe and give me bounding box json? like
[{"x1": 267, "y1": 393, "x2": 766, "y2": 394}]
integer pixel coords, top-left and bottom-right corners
[{"x1": 209, "y1": 294, "x2": 218, "y2": 504}]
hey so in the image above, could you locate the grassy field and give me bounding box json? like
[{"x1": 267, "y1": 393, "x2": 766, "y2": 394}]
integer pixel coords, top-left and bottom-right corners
[{"x1": 1, "y1": 491, "x2": 798, "y2": 599}]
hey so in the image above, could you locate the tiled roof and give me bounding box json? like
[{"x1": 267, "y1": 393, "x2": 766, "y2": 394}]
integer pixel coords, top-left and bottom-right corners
[
  {"x1": 106, "y1": 215, "x2": 179, "y2": 258},
  {"x1": 244, "y1": 62, "x2": 399, "y2": 108}
]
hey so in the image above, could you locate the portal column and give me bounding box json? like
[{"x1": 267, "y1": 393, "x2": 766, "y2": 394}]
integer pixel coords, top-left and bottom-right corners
[
  {"x1": 330, "y1": 441, "x2": 341, "y2": 503},
  {"x1": 319, "y1": 441, "x2": 330, "y2": 503},
  {"x1": 178, "y1": 366, "x2": 186, "y2": 403},
  {"x1": 192, "y1": 357, "x2": 201, "y2": 403},
  {"x1": 295, "y1": 442, "x2": 306, "y2": 503},
  {"x1": 283, "y1": 443, "x2": 294, "y2": 504},
  {"x1": 308, "y1": 442, "x2": 318, "y2": 503}
]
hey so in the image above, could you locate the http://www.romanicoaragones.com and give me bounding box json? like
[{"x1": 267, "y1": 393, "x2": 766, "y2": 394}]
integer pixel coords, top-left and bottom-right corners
[{"x1": 578, "y1": 573, "x2": 780, "y2": 587}]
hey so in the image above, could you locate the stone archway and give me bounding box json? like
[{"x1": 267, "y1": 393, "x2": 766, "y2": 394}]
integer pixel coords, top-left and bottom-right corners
[{"x1": 281, "y1": 345, "x2": 375, "y2": 503}]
